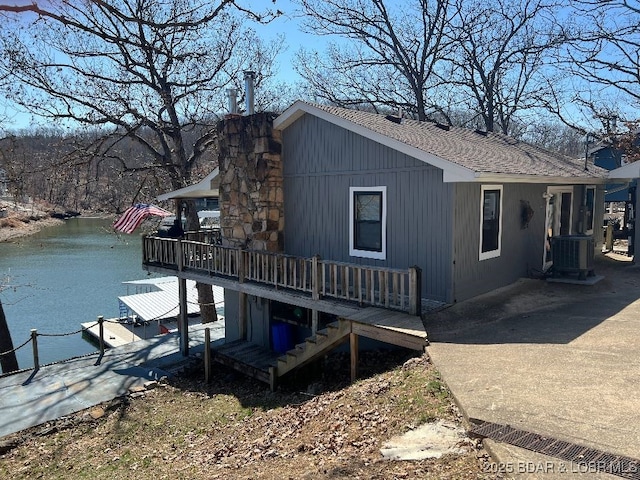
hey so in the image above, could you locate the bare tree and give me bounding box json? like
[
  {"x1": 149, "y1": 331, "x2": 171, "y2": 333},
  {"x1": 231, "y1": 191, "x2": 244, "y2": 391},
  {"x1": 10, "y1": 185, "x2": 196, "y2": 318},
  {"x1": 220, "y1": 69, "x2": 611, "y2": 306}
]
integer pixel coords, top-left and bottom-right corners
[
  {"x1": 296, "y1": 0, "x2": 457, "y2": 121},
  {"x1": 0, "y1": 299, "x2": 19, "y2": 374},
  {"x1": 562, "y1": 1, "x2": 640, "y2": 121},
  {"x1": 0, "y1": 273, "x2": 19, "y2": 373},
  {"x1": 0, "y1": 0, "x2": 282, "y2": 322},
  {"x1": 446, "y1": 0, "x2": 565, "y2": 134}
]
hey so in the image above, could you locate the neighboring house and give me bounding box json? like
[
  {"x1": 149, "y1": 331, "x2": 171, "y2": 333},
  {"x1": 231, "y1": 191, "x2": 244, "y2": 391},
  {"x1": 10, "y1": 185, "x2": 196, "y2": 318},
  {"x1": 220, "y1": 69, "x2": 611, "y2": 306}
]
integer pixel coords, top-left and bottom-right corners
[
  {"x1": 143, "y1": 102, "x2": 609, "y2": 387},
  {"x1": 589, "y1": 140, "x2": 632, "y2": 203},
  {"x1": 588, "y1": 137, "x2": 638, "y2": 254}
]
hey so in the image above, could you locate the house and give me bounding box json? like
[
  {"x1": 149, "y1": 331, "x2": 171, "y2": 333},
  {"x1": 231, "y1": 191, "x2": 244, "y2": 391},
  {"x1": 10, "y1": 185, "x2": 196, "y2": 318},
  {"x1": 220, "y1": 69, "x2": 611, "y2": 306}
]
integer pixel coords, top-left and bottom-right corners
[
  {"x1": 143, "y1": 101, "x2": 609, "y2": 387},
  {"x1": 588, "y1": 139, "x2": 637, "y2": 254}
]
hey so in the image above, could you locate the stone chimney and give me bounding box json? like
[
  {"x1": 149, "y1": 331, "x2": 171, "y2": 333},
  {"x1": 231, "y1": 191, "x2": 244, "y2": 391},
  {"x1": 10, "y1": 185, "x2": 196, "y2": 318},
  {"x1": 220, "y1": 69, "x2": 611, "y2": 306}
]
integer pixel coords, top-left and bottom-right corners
[{"x1": 217, "y1": 112, "x2": 283, "y2": 252}]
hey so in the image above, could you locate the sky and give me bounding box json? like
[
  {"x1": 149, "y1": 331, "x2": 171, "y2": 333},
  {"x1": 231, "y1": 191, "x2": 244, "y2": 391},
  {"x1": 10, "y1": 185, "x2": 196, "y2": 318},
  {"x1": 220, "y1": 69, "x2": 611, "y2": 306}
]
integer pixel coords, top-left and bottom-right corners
[{"x1": 0, "y1": 0, "x2": 318, "y2": 131}]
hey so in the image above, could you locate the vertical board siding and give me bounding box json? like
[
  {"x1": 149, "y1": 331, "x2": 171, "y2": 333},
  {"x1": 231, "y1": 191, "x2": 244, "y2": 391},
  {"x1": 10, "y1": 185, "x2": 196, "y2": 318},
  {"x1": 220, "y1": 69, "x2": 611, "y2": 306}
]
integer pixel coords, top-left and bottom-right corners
[
  {"x1": 452, "y1": 182, "x2": 605, "y2": 302},
  {"x1": 282, "y1": 114, "x2": 454, "y2": 302},
  {"x1": 452, "y1": 183, "x2": 547, "y2": 302}
]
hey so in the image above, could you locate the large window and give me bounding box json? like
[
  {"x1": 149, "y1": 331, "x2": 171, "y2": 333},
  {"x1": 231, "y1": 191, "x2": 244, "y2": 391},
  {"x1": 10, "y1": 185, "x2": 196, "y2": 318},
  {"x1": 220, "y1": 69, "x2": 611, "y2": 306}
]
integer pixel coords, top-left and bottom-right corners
[
  {"x1": 349, "y1": 186, "x2": 387, "y2": 260},
  {"x1": 479, "y1": 185, "x2": 503, "y2": 260}
]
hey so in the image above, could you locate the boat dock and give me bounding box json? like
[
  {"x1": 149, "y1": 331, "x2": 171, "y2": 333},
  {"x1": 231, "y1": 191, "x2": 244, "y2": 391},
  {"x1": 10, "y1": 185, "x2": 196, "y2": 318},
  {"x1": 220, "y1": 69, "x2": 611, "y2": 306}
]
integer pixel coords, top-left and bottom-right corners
[
  {"x1": 81, "y1": 319, "x2": 145, "y2": 348},
  {"x1": 0, "y1": 320, "x2": 226, "y2": 439},
  {"x1": 81, "y1": 277, "x2": 225, "y2": 348}
]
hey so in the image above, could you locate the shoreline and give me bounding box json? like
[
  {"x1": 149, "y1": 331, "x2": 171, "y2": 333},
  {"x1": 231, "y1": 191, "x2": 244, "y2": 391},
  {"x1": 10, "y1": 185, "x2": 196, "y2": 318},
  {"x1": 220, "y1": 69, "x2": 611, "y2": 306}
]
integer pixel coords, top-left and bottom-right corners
[{"x1": 0, "y1": 217, "x2": 65, "y2": 243}]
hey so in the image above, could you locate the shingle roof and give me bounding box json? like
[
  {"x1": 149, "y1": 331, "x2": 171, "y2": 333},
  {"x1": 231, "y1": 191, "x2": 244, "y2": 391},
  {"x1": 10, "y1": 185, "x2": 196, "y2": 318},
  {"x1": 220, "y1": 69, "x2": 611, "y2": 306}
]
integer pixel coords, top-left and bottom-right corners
[{"x1": 275, "y1": 101, "x2": 608, "y2": 182}]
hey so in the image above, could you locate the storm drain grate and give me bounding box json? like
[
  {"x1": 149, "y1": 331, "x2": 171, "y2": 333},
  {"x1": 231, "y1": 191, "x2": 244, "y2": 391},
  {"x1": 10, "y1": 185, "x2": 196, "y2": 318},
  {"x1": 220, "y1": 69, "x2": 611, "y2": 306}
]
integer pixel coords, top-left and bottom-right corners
[{"x1": 470, "y1": 420, "x2": 640, "y2": 479}]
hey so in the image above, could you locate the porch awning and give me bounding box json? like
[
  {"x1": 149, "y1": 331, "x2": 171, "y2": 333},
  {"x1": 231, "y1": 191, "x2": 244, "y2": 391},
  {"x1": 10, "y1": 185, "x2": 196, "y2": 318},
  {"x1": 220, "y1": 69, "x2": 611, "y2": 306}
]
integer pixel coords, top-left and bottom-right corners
[
  {"x1": 157, "y1": 168, "x2": 220, "y2": 201},
  {"x1": 609, "y1": 162, "x2": 640, "y2": 180}
]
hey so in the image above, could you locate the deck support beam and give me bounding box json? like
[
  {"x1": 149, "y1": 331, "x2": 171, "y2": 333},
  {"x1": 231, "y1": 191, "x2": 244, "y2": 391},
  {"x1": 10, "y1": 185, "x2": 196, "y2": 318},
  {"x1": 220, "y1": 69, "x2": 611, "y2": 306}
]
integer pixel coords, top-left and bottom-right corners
[
  {"x1": 311, "y1": 309, "x2": 318, "y2": 334},
  {"x1": 350, "y1": 332, "x2": 358, "y2": 382},
  {"x1": 178, "y1": 277, "x2": 189, "y2": 356},
  {"x1": 238, "y1": 292, "x2": 247, "y2": 340}
]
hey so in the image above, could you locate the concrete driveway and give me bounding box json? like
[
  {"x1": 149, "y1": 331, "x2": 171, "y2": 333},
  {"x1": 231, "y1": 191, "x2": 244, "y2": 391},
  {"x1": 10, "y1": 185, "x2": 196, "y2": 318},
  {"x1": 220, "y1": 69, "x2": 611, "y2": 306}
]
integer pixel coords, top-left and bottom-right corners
[{"x1": 426, "y1": 254, "x2": 640, "y2": 479}]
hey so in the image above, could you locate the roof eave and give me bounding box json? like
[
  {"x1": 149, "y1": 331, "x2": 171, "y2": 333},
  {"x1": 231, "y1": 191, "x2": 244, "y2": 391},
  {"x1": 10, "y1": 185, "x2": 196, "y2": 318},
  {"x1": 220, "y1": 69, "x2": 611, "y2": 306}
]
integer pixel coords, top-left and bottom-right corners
[
  {"x1": 470, "y1": 173, "x2": 609, "y2": 184},
  {"x1": 609, "y1": 161, "x2": 640, "y2": 180},
  {"x1": 157, "y1": 168, "x2": 220, "y2": 201},
  {"x1": 275, "y1": 102, "x2": 477, "y2": 182}
]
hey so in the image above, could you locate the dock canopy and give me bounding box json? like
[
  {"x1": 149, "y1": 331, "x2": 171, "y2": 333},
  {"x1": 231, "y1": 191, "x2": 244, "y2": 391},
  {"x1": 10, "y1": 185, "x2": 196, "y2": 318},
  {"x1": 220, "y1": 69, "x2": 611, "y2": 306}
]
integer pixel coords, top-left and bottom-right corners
[{"x1": 118, "y1": 277, "x2": 224, "y2": 322}]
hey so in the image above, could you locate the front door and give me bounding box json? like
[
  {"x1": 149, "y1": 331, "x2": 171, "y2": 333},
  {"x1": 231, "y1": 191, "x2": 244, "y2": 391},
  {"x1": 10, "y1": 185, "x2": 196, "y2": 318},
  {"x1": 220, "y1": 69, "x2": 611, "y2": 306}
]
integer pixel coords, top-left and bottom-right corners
[{"x1": 544, "y1": 186, "x2": 573, "y2": 270}]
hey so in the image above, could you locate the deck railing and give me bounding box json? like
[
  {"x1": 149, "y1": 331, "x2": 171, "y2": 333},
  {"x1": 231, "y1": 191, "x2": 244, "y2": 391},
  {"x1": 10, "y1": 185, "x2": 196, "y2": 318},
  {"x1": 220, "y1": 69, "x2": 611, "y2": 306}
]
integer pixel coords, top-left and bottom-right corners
[{"x1": 142, "y1": 236, "x2": 421, "y2": 315}]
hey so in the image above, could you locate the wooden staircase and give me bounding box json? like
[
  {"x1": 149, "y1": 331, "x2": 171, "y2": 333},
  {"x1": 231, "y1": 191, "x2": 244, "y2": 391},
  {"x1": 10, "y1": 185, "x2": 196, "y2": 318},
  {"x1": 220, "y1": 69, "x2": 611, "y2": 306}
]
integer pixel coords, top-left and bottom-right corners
[
  {"x1": 274, "y1": 319, "x2": 352, "y2": 378},
  {"x1": 214, "y1": 310, "x2": 428, "y2": 391}
]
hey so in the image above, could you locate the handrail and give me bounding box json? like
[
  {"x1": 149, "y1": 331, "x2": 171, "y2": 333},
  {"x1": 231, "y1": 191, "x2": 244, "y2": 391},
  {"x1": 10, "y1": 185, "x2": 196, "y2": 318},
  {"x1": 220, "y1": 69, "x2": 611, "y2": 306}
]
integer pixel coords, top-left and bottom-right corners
[{"x1": 142, "y1": 235, "x2": 421, "y2": 315}]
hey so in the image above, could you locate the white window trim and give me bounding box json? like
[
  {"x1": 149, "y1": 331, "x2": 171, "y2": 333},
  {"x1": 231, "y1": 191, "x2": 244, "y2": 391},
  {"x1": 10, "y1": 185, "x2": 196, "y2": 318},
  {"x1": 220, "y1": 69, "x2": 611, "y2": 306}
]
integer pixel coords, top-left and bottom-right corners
[
  {"x1": 479, "y1": 184, "x2": 503, "y2": 261},
  {"x1": 349, "y1": 186, "x2": 387, "y2": 260}
]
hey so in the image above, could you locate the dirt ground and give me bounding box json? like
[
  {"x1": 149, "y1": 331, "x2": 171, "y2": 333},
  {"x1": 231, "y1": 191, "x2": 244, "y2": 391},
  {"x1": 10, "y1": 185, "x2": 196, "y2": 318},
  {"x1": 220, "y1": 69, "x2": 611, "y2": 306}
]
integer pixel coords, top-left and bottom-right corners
[{"x1": 0, "y1": 351, "x2": 500, "y2": 480}]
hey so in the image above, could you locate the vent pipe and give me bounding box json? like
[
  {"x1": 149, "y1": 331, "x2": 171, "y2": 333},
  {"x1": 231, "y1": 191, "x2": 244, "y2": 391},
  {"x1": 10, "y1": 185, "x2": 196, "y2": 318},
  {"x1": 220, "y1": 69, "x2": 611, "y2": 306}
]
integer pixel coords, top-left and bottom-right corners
[
  {"x1": 226, "y1": 88, "x2": 238, "y2": 114},
  {"x1": 244, "y1": 70, "x2": 255, "y2": 115}
]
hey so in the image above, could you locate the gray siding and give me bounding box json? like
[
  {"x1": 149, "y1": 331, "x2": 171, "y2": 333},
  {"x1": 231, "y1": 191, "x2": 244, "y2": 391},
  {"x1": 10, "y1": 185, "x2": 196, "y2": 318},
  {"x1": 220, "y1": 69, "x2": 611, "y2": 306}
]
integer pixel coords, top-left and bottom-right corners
[
  {"x1": 452, "y1": 183, "x2": 607, "y2": 302},
  {"x1": 282, "y1": 114, "x2": 455, "y2": 302},
  {"x1": 452, "y1": 183, "x2": 547, "y2": 301},
  {"x1": 224, "y1": 291, "x2": 271, "y2": 348}
]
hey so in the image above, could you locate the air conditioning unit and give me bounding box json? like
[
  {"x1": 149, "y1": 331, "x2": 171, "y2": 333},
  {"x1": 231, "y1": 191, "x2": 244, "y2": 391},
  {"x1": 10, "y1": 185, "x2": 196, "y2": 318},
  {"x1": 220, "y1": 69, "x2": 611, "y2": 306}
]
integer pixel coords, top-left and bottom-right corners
[{"x1": 551, "y1": 235, "x2": 595, "y2": 279}]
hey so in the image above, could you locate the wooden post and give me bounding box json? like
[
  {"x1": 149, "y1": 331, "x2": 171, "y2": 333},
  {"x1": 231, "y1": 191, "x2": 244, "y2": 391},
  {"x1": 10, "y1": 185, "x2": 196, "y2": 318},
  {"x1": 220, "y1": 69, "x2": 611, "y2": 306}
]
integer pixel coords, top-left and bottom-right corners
[
  {"x1": 409, "y1": 266, "x2": 422, "y2": 317},
  {"x1": 350, "y1": 332, "x2": 358, "y2": 383},
  {"x1": 238, "y1": 292, "x2": 247, "y2": 340},
  {"x1": 238, "y1": 249, "x2": 246, "y2": 283},
  {"x1": 204, "y1": 327, "x2": 211, "y2": 383},
  {"x1": 176, "y1": 239, "x2": 183, "y2": 271},
  {"x1": 178, "y1": 277, "x2": 189, "y2": 356},
  {"x1": 311, "y1": 255, "x2": 321, "y2": 300},
  {"x1": 98, "y1": 316, "x2": 105, "y2": 356},
  {"x1": 605, "y1": 224, "x2": 614, "y2": 251},
  {"x1": 269, "y1": 366, "x2": 276, "y2": 392},
  {"x1": 30, "y1": 329, "x2": 39, "y2": 371},
  {"x1": 311, "y1": 309, "x2": 318, "y2": 335}
]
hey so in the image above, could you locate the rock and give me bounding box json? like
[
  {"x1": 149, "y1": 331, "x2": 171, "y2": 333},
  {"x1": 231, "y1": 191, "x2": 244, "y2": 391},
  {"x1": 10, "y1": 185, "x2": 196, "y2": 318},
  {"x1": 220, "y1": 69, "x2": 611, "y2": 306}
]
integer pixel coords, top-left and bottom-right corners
[
  {"x1": 380, "y1": 419, "x2": 470, "y2": 461},
  {"x1": 89, "y1": 407, "x2": 106, "y2": 420}
]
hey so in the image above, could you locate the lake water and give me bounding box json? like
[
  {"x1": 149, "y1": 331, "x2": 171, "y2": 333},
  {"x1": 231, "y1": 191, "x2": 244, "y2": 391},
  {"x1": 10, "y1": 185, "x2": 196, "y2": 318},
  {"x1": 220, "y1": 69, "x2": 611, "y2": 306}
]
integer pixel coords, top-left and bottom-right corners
[{"x1": 0, "y1": 218, "x2": 151, "y2": 369}]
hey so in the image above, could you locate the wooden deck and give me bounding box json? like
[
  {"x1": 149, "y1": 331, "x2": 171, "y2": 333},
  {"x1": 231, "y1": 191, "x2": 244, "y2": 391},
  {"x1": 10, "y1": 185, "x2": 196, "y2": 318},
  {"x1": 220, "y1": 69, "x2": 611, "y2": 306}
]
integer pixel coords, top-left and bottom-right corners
[
  {"x1": 214, "y1": 340, "x2": 279, "y2": 385},
  {"x1": 142, "y1": 236, "x2": 422, "y2": 316},
  {"x1": 345, "y1": 307, "x2": 428, "y2": 351}
]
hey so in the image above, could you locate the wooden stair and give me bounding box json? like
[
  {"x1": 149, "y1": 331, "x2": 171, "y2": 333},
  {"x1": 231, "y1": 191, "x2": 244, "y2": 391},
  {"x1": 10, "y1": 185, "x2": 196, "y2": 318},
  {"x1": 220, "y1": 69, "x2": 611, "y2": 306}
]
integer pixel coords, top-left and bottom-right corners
[{"x1": 275, "y1": 319, "x2": 352, "y2": 377}]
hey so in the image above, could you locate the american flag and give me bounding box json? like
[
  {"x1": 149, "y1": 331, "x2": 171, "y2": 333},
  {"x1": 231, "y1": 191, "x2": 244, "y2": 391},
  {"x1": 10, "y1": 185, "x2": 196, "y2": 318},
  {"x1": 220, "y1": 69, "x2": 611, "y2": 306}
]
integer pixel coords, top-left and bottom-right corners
[{"x1": 113, "y1": 203, "x2": 173, "y2": 234}]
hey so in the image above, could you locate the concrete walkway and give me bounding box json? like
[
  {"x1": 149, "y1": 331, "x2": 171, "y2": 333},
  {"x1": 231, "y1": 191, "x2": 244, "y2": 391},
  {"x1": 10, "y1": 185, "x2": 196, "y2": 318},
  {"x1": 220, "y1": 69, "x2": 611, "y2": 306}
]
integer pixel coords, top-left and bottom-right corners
[
  {"x1": 0, "y1": 321, "x2": 225, "y2": 439},
  {"x1": 426, "y1": 255, "x2": 640, "y2": 479}
]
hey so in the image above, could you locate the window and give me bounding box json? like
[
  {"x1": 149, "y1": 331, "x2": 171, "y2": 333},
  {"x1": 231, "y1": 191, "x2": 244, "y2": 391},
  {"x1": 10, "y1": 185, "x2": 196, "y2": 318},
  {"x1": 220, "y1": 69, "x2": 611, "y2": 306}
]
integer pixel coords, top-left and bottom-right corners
[
  {"x1": 479, "y1": 185, "x2": 503, "y2": 260},
  {"x1": 349, "y1": 186, "x2": 386, "y2": 260},
  {"x1": 585, "y1": 186, "x2": 596, "y2": 235}
]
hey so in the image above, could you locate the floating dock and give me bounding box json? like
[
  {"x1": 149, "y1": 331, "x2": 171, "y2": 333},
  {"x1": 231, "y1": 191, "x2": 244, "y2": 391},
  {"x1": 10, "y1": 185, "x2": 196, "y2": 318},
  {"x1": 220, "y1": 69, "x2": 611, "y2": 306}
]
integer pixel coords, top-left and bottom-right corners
[
  {"x1": 82, "y1": 277, "x2": 225, "y2": 348},
  {"x1": 81, "y1": 319, "x2": 146, "y2": 348}
]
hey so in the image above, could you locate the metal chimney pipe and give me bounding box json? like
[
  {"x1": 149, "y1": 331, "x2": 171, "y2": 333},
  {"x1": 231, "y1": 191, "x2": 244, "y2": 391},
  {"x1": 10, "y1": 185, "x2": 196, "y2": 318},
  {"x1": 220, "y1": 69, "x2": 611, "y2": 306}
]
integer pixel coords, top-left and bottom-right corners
[
  {"x1": 244, "y1": 70, "x2": 255, "y2": 115},
  {"x1": 226, "y1": 88, "x2": 238, "y2": 114}
]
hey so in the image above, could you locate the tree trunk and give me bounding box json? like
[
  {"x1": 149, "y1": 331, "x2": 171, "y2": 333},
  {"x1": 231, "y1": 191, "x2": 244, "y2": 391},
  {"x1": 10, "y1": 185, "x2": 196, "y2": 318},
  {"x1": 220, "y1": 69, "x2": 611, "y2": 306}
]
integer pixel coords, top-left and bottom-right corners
[
  {"x1": 183, "y1": 199, "x2": 219, "y2": 324},
  {"x1": 0, "y1": 300, "x2": 20, "y2": 373},
  {"x1": 196, "y1": 282, "x2": 219, "y2": 324}
]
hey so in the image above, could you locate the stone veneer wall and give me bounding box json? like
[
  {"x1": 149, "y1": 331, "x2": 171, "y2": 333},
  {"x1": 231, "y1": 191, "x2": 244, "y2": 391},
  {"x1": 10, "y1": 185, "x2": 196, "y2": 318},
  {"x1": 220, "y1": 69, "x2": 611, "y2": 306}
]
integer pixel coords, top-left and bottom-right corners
[{"x1": 217, "y1": 112, "x2": 284, "y2": 252}]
